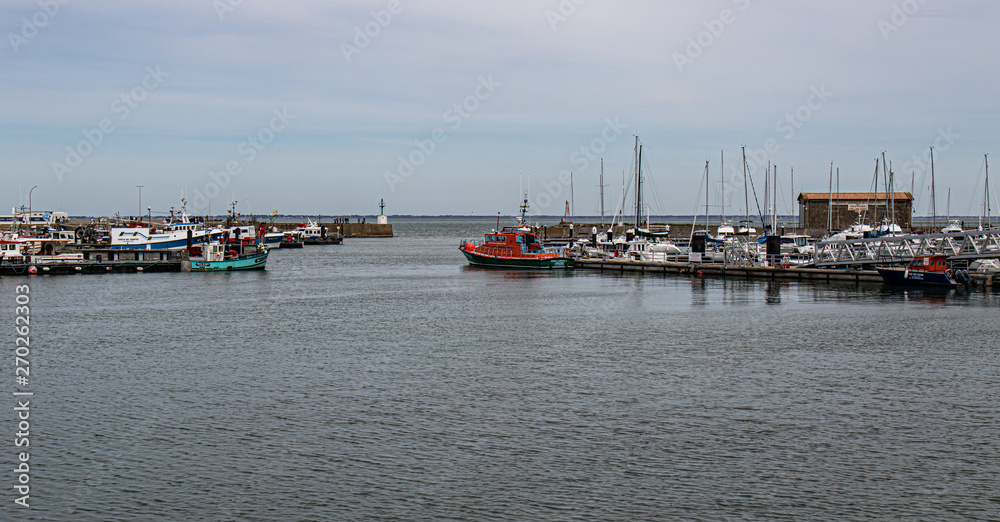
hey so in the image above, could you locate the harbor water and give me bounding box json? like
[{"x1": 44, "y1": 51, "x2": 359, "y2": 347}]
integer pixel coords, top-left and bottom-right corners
[{"x1": 4, "y1": 218, "x2": 999, "y2": 520}]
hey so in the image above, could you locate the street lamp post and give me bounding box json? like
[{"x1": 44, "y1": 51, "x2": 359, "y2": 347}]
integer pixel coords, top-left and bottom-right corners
[
  {"x1": 28, "y1": 185, "x2": 37, "y2": 231},
  {"x1": 137, "y1": 185, "x2": 143, "y2": 222}
]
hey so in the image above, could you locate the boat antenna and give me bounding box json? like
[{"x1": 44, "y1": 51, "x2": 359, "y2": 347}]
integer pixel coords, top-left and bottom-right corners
[{"x1": 519, "y1": 190, "x2": 529, "y2": 226}]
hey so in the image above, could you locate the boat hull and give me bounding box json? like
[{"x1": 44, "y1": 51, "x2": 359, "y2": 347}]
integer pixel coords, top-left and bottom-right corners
[
  {"x1": 460, "y1": 247, "x2": 573, "y2": 269},
  {"x1": 182, "y1": 251, "x2": 269, "y2": 272},
  {"x1": 303, "y1": 236, "x2": 343, "y2": 245},
  {"x1": 876, "y1": 267, "x2": 956, "y2": 287}
]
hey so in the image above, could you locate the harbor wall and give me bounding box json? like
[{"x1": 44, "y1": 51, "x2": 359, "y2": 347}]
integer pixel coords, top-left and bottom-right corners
[
  {"x1": 265, "y1": 222, "x2": 392, "y2": 238},
  {"x1": 326, "y1": 223, "x2": 393, "y2": 238}
]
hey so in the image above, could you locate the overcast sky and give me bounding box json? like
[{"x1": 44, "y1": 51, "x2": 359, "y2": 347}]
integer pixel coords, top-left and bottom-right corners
[{"x1": 3, "y1": 0, "x2": 998, "y2": 218}]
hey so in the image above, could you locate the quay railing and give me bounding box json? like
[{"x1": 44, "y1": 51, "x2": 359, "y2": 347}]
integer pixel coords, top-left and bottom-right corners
[{"x1": 813, "y1": 230, "x2": 1000, "y2": 267}]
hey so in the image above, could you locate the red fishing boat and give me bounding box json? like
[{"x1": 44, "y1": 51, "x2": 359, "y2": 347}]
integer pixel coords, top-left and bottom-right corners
[
  {"x1": 876, "y1": 254, "x2": 971, "y2": 287},
  {"x1": 459, "y1": 196, "x2": 573, "y2": 269}
]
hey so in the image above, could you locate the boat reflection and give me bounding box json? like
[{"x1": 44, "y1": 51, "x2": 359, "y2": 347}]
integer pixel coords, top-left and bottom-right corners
[
  {"x1": 877, "y1": 285, "x2": 959, "y2": 303},
  {"x1": 461, "y1": 265, "x2": 574, "y2": 279}
]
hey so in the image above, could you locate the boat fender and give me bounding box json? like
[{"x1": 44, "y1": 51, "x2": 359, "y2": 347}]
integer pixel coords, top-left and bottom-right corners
[{"x1": 28, "y1": 265, "x2": 37, "y2": 275}]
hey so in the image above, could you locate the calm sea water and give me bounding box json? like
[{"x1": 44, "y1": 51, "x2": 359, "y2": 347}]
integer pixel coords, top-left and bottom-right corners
[{"x1": 3, "y1": 218, "x2": 999, "y2": 520}]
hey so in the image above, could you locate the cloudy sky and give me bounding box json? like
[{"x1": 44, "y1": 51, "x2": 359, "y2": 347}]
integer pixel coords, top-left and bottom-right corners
[{"x1": 3, "y1": 0, "x2": 998, "y2": 218}]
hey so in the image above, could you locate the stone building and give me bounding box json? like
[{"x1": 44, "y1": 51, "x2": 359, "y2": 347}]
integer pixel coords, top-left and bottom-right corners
[{"x1": 797, "y1": 192, "x2": 913, "y2": 232}]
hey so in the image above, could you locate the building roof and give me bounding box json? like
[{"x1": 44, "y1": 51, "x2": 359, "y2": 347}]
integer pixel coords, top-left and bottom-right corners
[{"x1": 798, "y1": 192, "x2": 913, "y2": 202}]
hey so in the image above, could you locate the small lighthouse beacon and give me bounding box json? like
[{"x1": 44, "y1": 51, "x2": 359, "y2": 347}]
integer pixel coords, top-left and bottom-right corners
[{"x1": 377, "y1": 198, "x2": 388, "y2": 225}]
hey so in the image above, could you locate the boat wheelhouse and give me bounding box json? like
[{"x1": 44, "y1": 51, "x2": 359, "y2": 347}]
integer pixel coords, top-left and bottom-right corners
[{"x1": 292, "y1": 219, "x2": 343, "y2": 244}]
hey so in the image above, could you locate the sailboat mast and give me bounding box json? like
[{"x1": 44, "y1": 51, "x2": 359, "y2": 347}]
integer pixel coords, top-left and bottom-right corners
[
  {"x1": 765, "y1": 161, "x2": 770, "y2": 234},
  {"x1": 772, "y1": 164, "x2": 777, "y2": 233},
  {"x1": 633, "y1": 137, "x2": 639, "y2": 229},
  {"x1": 721, "y1": 150, "x2": 726, "y2": 224},
  {"x1": 836, "y1": 167, "x2": 840, "y2": 229},
  {"x1": 827, "y1": 161, "x2": 834, "y2": 232},
  {"x1": 880, "y1": 151, "x2": 887, "y2": 226},
  {"x1": 742, "y1": 146, "x2": 749, "y2": 231},
  {"x1": 704, "y1": 160, "x2": 710, "y2": 231},
  {"x1": 599, "y1": 159, "x2": 605, "y2": 229},
  {"x1": 986, "y1": 153, "x2": 991, "y2": 228},
  {"x1": 635, "y1": 138, "x2": 643, "y2": 229},
  {"x1": 890, "y1": 167, "x2": 895, "y2": 229},
  {"x1": 930, "y1": 146, "x2": 936, "y2": 231}
]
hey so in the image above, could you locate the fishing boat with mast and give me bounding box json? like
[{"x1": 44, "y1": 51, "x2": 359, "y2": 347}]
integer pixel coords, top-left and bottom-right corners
[
  {"x1": 109, "y1": 198, "x2": 222, "y2": 250},
  {"x1": 459, "y1": 194, "x2": 573, "y2": 269}
]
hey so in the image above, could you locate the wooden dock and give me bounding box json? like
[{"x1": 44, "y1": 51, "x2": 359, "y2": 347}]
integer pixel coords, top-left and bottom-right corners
[
  {"x1": 574, "y1": 259, "x2": 882, "y2": 282},
  {"x1": 573, "y1": 258, "x2": 996, "y2": 287}
]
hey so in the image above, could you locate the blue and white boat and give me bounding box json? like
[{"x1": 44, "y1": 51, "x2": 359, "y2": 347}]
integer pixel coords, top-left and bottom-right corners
[{"x1": 109, "y1": 224, "x2": 221, "y2": 250}]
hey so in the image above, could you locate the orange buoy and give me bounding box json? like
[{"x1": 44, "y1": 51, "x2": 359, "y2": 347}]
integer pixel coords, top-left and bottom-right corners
[{"x1": 28, "y1": 265, "x2": 37, "y2": 275}]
